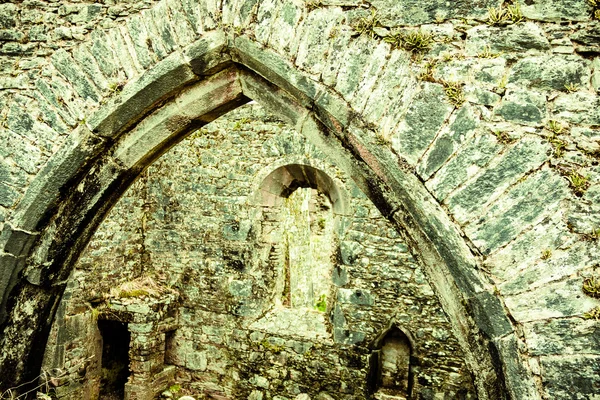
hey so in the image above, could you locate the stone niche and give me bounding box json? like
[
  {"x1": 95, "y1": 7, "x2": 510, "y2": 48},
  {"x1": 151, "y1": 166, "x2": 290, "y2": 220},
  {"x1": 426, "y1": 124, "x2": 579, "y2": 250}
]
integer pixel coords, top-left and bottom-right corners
[{"x1": 41, "y1": 104, "x2": 477, "y2": 399}]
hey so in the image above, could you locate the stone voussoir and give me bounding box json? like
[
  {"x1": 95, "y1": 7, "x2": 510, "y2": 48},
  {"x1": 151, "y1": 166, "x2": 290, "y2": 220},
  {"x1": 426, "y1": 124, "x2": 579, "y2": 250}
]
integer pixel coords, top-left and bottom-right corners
[{"x1": 87, "y1": 51, "x2": 198, "y2": 139}]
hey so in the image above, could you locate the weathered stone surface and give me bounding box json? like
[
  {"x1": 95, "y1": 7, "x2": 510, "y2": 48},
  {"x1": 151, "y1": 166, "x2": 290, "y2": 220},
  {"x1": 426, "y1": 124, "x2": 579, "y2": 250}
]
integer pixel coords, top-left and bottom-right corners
[
  {"x1": 233, "y1": 36, "x2": 318, "y2": 107},
  {"x1": 294, "y1": 7, "x2": 346, "y2": 76},
  {"x1": 504, "y1": 276, "x2": 599, "y2": 322},
  {"x1": 369, "y1": 0, "x2": 501, "y2": 25},
  {"x1": 417, "y1": 104, "x2": 480, "y2": 180},
  {"x1": 508, "y1": 55, "x2": 590, "y2": 91},
  {"x1": 426, "y1": 131, "x2": 502, "y2": 201},
  {"x1": 266, "y1": 1, "x2": 304, "y2": 55},
  {"x1": 493, "y1": 335, "x2": 541, "y2": 400},
  {"x1": 553, "y1": 91, "x2": 600, "y2": 126},
  {"x1": 499, "y1": 239, "x2": 597, "y2": 297},
  {"x1": 524, "y1": 318, "x2": 600, "y2": 356},
  {"x1": 592, "y1": 57, "x2": 600, "y2": 92},
  {"x1": 183, "y1": 30, "x2": 229, "y2": 76},
  {"x1": 465, "y1": 23, "x2": 551, "y2": 56},
  {"x1": 571, "y1": 24, "x2": 600, "y2": 53},
  {"x1": 89, "y1": 30, "x2": 121, "y2": 79},
  {"x1": 464, "y1": 85, "x2": 501, "y2": 106},
  {"x1": 391, "y1": 82, "x2": 453, "y2": 166},
  {"x1": 150, "y1": 2, "x2": 179, "y2": 56},
  {"x1": 465, "y1": 167, "x2": 569, "y2": 254},
  {"x1": 539, "y1": 355, "x2": 600, "y2": 399},
  {"x1": 88, "y1": 51, "x2": 197, "y2": 138},
  {"x1": 165, "y1": 0, "x2": 198, "y2": 45},
  {"x1": 51, "y1": 49, "x2": 100, "y2": 104},
  {"x1": 361, "y1": 50, "x2": 415, "y2": 136},
  {"x1": 520, "y1": 0, "x2": 591, "y2": 21},
  {"x1": 11, "y1": 125, "x2": 104, "y2": 231},
  {"x1": 126, "y1": 14, "x2": 158, "y2": 70},
  {"x1": 334, "y1": 36, "x2": 389, "y2": 107},
  {"x1": 468, "y1": 291, "x2": 513, "y2": 338},
  {"x1": 445, "y1": 136, "x2": 551, "y2": 224}
]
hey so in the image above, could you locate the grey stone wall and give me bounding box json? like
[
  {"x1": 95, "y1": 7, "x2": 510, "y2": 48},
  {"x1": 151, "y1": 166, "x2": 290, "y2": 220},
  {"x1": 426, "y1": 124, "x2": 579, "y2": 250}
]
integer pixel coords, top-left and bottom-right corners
[
  {"x1": 0, "y1": 0, "x2": 599, "y2": 398},
  {"x1": 45, "y1": 104, "x2": 476, "y2": 399}
]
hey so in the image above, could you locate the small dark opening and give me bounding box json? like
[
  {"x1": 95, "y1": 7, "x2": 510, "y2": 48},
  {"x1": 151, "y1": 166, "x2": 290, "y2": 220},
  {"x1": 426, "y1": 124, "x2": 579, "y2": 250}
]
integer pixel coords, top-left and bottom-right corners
[{"x1": 98, "y1": 319, "x2": 131, "y2": 399}]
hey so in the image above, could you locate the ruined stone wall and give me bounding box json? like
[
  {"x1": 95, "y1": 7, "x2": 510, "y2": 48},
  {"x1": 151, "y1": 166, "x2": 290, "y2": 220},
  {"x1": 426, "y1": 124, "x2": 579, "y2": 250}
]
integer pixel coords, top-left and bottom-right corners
[
  {"x1": 44, "y1": 104, "x2": 476, "y2": 399},
  {"x1": 0, "y1": 0, "x2": 599, "y2": 398}
]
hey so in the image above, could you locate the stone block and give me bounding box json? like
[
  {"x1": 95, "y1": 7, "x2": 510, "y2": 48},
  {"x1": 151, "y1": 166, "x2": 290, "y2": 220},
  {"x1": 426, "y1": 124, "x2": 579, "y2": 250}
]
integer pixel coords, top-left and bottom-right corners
[
  {"x1": 337, "y1": 288, "x2": 374, "y2": 306},
  {"x1": 539, "y1": 355, "x2": 600, "y2": 398},
  {"x1": 521, "y1": 0, "x2": 591, "y2": 21},
  {"x1": 465, "y1": 23, "x2": 550, "y2": 56},
  {"x1": 165, "y1": 0, "x2": 198, "y2": 46},
  {"x1": 468, "y1": 291, "x2": 513, "y2": 339},
  {"x1": 491, "y1": 335, "x2": 540, "y2": 400},
  {"x1": 88, "y1": 51, "x2": 197, "y2": 139},
  {"x1": 553, "y1": 91, "x2": 600, "y2": 125},
  {"x1": 126, "y1": 14, "x2": 157, "y2": 70},
  {"x1": 111, "y1": 68, "x2": 241, "y2": 170},
  {"x1": 465, "y1": 167, "x2": 569, "y2": 254},
  {"x1": 0, "y1": 223, "x2": 38, "y2": 257},
  {"x1": 391, "y1": 82, "x2": 454, "y2": 166},
  {"x1": 504, "y1": 276, "x2": 600, "y2": 322},
  {"x1": 494, "y1": 89, "x2": 547, "y2": 126},
  {"x1": 149, "y1": 2, "x2": 178, "y2": 56},
  {"x1": 524, "y1": 318, "x2": 600, "y2": 356},
  {"x1": 571, "y1": 24, "x2": 600, "y2": 53},
  {"x1": 369, "y1": 0, "x2": 500, "y2": 25},
  {"x1": 294, "y1": 7, "x2": 346, "y2": 77},
  {"x1": 333, "y1": 328, "x2": 365, "y2": 345},
  {"x1": 508, "y1": 55, "x2": 590, "y2": 91}
]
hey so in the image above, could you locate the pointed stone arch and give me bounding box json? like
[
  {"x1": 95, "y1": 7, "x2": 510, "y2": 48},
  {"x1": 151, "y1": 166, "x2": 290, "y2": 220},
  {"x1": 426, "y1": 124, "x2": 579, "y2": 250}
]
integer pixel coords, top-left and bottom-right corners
[{"x1": 0, "y1": 2, "x2": 537, "y2": 398}]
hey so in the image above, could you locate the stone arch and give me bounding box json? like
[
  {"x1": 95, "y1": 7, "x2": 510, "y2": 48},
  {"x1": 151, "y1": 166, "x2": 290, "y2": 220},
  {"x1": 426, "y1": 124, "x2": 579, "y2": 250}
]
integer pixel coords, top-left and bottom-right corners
[
  {"x1": 0, "y1": 3, "x2": 537, "y2": 398},
  {"x1": 254, "y1": 163, "x2": 348, "y2": 215}
]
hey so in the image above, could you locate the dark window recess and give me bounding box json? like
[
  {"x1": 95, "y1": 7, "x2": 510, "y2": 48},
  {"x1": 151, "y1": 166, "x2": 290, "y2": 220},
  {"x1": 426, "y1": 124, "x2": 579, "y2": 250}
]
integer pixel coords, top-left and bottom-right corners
[
  {"x1": 98, "y1": 320, "x2": 131, "y2": 399},
  {"x1": 370, "y1": 327, "x2": 413, "y2": 399}
]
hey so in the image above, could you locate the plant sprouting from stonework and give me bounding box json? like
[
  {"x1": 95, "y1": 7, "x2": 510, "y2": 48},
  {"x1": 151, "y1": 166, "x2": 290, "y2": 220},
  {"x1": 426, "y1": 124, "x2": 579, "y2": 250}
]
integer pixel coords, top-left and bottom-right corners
[
  {"x1": 506, "y1": 1, "x2": 524, "y2": 23},
  {"x1": 477, "y1": 45, "x2": 500, "y2": 59},
  {"x1": 564, "y1": 82, "x2": 580, "y2": 93},
  {"x1": 385, "y1": 29, "x2": 434, "y2": 54},
  {"x1": 487, "y1": 6, "x2": 508, "y2": 25},
  {"x1": 582, "y1": 227, "x2": 600, "y2": 241},
  {"x1": 583, "y1": 306, "x2": 600, "y2": 320},
  {"x1": 314, "y1": 294, "x2": 327, "y2": 312},
  {"x1": 491, "y1": 130, "x2": 514, "y2": 145},
  {"x1": 589, "y1": 0, "x2": 600, "y2": 20},
  {"x1": 487, "y1": 1, "x2": 523, "y2": 25},
  {"x1": 305, "y1": 0, "x2": 322, "y2": 12},
  {"x1": 354, "y1": 9, "x2": 382, "y2": 39},
  {"x1": 583, "y1": 275, "x2": 600, "y2": 298},
  {"x1": 567, "y1": 171, "x2": 590, "y2": 197},
  {"x1": 442, "y1": 80, "x2": 465, "y2": 107},
  {"x1": 548, "y1": 120, "x2": 565, "y2": 135},
  {"x1": 541, "y1": 249, "x2": 552, "y2": 260}
]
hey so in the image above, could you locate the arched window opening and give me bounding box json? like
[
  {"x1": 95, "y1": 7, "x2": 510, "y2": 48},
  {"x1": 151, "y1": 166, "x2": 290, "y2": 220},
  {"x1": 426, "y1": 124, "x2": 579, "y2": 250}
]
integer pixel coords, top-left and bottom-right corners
[{"x1": 281, "y1": 187, "x2": 335, "y2": 309}]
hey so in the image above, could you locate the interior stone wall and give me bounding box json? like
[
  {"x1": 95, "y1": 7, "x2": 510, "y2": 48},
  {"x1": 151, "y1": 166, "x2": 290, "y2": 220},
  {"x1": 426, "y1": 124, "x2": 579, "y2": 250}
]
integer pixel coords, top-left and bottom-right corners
[{"x1": 43, "y1": 103, "x2": 476, "y2": 400}]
